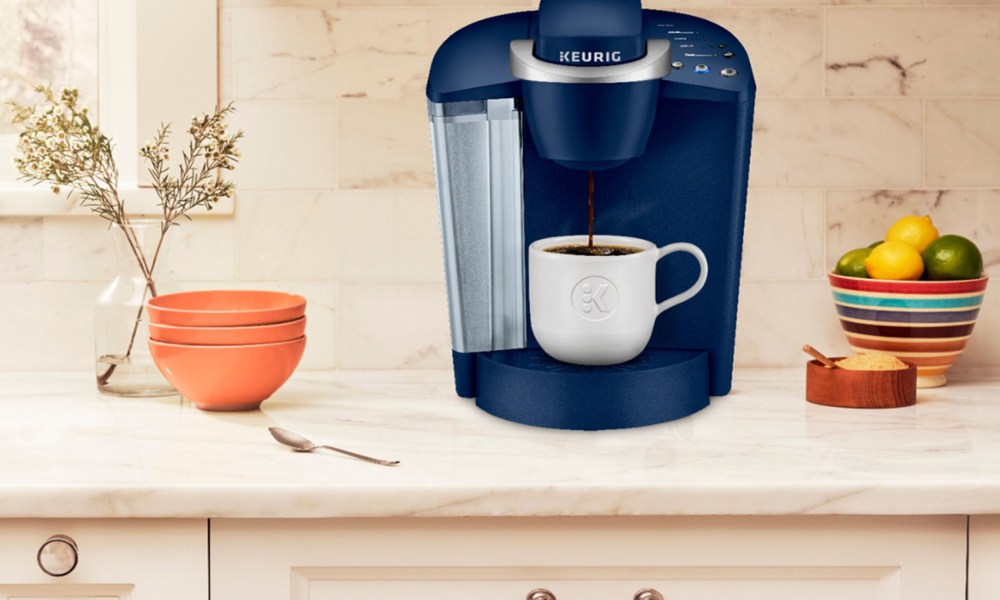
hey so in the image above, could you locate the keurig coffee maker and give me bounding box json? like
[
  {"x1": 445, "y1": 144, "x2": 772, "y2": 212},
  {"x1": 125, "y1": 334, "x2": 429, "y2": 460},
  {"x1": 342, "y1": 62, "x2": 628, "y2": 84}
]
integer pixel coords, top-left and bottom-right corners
[{"x1": 427, "y1": 0, "x2": 755, "y2": 430}]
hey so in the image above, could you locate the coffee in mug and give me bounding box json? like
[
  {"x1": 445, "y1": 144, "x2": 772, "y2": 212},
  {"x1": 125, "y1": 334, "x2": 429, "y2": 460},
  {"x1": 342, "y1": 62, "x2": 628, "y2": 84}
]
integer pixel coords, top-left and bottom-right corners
[{"x1": 545, "y1": 244, "x2": 642, "y2": 257}]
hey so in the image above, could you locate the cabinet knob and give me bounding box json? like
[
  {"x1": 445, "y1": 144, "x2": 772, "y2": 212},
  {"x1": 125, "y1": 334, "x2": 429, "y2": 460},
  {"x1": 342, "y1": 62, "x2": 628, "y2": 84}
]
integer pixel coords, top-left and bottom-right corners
[
  {"x1": 37, "y1": 534, "x2": 78, "y2": 577},
  {"x1": 526, "y1": 589, "x2": 557, "y2": 600}
]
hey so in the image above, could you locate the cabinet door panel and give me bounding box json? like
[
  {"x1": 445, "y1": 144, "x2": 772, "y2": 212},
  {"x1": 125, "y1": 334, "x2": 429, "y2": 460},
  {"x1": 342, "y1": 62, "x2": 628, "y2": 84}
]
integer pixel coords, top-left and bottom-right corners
[
  {"x1": 293, "y1": 566, "x2": 896, "y2": 600},
  {"x1": 969, "y1": 515, "x2": 1000, "y2": 600},
  {"x1": 1, "y1": 587, "x2": 131, "y2": 599},
  {"x1": 0, "y1": 520, "x2": 206, "y2": 600},
  {"x1": 213, "y1": 516, "x2": 965, "y2": 600}
]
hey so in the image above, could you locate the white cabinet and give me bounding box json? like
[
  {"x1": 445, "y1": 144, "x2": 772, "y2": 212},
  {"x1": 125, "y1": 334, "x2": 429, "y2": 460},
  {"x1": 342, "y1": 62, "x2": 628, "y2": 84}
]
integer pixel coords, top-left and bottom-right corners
[
  {"x1": 969, "y1": 515, "x2": 1000, "y2": 600},
  {"x1": 211, "y1": 516, "x2": 966, "y2": 600},
  {"x1": 0, "y1": 515, "x2": 970, "y2": 599},
  {"x1": 0, "y1": 520, "x2": 207, "y2": 600}
]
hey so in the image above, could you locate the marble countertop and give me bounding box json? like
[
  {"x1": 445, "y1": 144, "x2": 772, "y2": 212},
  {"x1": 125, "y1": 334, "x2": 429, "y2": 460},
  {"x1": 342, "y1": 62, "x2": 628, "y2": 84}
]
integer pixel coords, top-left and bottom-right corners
[{"x1": 3, "y1": 368, "x2": 1000, "y2": 519}]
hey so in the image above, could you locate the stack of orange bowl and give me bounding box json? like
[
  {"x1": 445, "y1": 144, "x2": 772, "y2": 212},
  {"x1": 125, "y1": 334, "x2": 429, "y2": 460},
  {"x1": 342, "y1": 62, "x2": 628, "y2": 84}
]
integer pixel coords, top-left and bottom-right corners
[
  {"x1": 828, "y1": 273, "x2": 988, "y2": 388},
  {"x1": 146, "y1": 290, "x2": 307, "y2": 411}
]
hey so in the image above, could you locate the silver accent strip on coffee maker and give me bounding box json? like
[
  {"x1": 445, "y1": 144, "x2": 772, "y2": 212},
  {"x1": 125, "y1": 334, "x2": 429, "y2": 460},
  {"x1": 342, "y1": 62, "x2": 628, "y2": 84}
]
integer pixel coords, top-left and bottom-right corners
[
  {"x1": 429, "y1": 98, "x2": 526, "y2": 353},
  {"x1": 509, "y1": 39, "x2": 671, "y2": 84}
]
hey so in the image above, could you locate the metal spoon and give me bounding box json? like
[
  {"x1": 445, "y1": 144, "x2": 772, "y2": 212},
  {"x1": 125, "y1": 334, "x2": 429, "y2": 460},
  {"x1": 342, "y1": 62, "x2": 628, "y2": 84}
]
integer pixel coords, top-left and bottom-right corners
[{"x1": 268, "y1": 427, "x2": 399, "y2": 467}]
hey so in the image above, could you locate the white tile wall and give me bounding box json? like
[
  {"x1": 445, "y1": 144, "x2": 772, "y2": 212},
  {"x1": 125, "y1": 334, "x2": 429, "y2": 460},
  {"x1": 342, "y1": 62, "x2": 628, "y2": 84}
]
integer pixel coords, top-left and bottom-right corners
[
  {"x1": 0, "y1": 219, "x2": 43, "y2": 283},
  {"x1": 339, "y1": 282, "x2": 450, "y2": 369},
  {"x1": 735, "y1": 280, "x2": 847, "y2": 367},
  {"x1": 825, "y1": 8, "x2": 1000, "y2": 97},
  {"x1": 741, "y1": 190, "x2": 826, "y2": 280},
  {"x1": 338, "y1": 99, "x2": 434, "y2": 189},
  {"x1": 926, "y1": 100, "x2": 1000, "y2": 188},
  {"x1": 41, "y1": 217, "x2": 117, "y2": 282},
  {"x1": 236, "y1": 191, "x2": 343, "y2": 281},
  {"x1": 750, "y1": 99, "x2": 923, "y2": 188},
  {"x1": 2, "y1": 0, "x2": 999, "y2": 373},
  {"x1": 231, "y1": 9, "x2": 339, "y2": 101},
  {"x1": 0, "y1": 282, "x2": 104, "y2": 370},
  {"x1": 229, "y1": 101, "x2": 338, "y2": 190}
]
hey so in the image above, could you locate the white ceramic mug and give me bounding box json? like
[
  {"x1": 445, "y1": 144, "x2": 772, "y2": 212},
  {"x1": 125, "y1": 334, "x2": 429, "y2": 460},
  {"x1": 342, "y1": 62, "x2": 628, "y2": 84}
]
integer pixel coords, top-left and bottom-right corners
[{"x1": 529, "y1": 235, "x2": 709, "y2": 366}]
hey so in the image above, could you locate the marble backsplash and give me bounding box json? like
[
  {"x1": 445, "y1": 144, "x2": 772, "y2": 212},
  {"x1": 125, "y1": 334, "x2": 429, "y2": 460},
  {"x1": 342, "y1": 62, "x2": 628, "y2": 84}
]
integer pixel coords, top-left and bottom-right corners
[{"x1": 1, "y1": 0, "x2": 998, "y2": 372}]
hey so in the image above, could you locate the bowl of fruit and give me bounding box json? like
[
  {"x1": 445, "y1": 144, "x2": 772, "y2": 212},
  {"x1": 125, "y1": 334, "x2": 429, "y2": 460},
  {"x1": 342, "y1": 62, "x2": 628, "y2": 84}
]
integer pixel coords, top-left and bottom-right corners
[{"x1": 830, "y1": 215, "x2": 988, "y2": 388}]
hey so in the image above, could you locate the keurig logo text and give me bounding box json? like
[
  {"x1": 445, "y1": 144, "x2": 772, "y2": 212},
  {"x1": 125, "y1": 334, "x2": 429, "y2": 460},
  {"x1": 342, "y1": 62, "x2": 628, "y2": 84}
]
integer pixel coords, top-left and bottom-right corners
[{"x1": 558, "y1": 51, "x2": 623, "y2": 64}]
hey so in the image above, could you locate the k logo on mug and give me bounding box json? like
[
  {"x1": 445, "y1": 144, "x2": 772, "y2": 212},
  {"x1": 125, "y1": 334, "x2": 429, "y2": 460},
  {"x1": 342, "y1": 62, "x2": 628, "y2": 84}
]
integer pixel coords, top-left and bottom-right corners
[{"x1": 572, "y1": 276, "x2": 619, "y2": 321}]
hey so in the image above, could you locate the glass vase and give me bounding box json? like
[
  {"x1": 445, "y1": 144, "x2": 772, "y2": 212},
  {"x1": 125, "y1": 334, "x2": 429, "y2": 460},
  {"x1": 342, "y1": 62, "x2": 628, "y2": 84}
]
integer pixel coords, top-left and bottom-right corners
[{"x1": 95, "y1": 219, "x2": 177, "y2": 397}]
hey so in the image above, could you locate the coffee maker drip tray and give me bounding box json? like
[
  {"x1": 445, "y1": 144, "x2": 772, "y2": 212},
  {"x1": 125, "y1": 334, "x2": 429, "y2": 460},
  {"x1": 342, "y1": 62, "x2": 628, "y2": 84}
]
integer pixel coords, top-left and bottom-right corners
[{"x1": 476, "y1": 349, "x2": 709, "y2": 430}]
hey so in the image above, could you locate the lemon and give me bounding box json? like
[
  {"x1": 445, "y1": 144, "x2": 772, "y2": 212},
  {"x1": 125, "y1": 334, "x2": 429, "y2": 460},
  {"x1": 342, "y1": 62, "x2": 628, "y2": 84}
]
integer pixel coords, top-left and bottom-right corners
[
  {"x1": 835, "y1": 247, "x2": 872, "y2": 278},
  {"x1": 922, "y1": 235, "x2": 983, "y2": 280},
  {"x1": 885, "y1": 215, "x2": 940, "y2": 253},
  {"x1": 864, "y1": 240, "x2": 925, "y2": 280}
]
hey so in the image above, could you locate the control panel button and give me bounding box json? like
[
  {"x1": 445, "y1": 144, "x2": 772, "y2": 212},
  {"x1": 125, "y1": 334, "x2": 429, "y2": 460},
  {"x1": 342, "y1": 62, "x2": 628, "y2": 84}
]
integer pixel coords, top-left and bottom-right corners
[
  {"x1": 671, "y1": 61, "x2": 684, "y2": 69},
  {"x1": 723, "y1": 51, "x2": 735, "y2": 58},
  {"x1": 721, "y1": 67, "x2": 738, "y2": 77},
  {"x1": 694, "y1": 64, "x2": 710, "y2": 74}
]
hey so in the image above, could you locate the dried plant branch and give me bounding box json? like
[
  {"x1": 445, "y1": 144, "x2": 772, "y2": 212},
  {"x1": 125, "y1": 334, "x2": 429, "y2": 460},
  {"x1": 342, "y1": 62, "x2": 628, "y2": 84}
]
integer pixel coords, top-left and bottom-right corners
[
  {"x1": 140, "y1": 102, "x2": 241, "y2": 229},
  {"x1": 7, "y1": 85, "x2": 244, "y2": 383},
  {"x1": 8, "y1": 86, "x2": 243, "y2": 287}
]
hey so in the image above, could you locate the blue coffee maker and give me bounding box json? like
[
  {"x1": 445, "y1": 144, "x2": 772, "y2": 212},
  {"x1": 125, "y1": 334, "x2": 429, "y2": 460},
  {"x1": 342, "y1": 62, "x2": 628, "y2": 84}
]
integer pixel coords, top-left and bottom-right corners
[{"x1": 427, "y1": 0, "x2": 755, "y2": 430}]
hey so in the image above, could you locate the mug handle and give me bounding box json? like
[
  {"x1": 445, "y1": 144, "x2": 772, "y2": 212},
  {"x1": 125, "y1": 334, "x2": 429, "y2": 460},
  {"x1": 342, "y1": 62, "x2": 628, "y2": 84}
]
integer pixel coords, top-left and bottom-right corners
[{"x1": 656, "y1": 243, "x2": 709, "y2": 315}]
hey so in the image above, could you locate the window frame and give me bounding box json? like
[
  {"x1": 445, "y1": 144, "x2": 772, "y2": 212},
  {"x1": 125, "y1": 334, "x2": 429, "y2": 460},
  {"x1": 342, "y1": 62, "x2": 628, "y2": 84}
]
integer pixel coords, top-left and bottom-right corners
[{"x1": 0, "y1": 0, "x2": 231, "y2": 216}]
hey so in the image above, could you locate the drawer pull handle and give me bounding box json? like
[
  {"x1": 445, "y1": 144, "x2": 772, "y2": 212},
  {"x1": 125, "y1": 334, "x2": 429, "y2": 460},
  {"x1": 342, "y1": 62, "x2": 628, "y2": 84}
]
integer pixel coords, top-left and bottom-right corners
[
  {"x1": 37, "y1": 534, "x2": 78, "y2": 577},
  {"x1": 525, "y1": 588, "x2": 664, "y2": 600}
]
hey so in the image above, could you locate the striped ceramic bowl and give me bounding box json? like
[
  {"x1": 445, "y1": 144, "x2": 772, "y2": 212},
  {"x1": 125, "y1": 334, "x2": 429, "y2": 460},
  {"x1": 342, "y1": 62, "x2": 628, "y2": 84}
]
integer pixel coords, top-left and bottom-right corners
[{"x1": 829, "y1": 273, "x2": 989, "y2": 388}]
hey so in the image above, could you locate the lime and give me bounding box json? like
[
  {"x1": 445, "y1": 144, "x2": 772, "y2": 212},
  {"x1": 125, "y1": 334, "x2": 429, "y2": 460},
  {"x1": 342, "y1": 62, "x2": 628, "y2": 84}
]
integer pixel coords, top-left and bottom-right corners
[
  {"x1": 885, "y1": 215, "x2": 940, "y2": 253},
  {"x1": 864, "y1": 240, "x2": 924, "y2": 280},
  {"x1": 835, "y1": 247, "x2": 872, "y2": 278},
  {"x1": 868, "y1": 240, "x2": 884, "y2": 249},
  {"x1": 922, "y1": 235, "x2": 983, "y2": 280}
]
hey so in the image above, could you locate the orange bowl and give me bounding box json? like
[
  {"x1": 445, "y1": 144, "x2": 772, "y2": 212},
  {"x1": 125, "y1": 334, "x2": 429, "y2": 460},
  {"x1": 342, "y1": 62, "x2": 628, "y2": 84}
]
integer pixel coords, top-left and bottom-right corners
[
  {"x1": 148, "y1": 336, "x2": 306, "y2": 411},
  {"x1": 148, "y1": 316, "x2": 306, "y2": 346},
  {"x1": 146, "y1": 290, "x2": 306, "y2": 327}
]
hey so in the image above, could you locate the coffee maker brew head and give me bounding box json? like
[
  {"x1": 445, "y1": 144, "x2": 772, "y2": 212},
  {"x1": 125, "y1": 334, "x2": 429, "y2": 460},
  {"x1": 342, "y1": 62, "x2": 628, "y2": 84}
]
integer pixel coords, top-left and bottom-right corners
[{"x1": 511, "y1": 0, "x2": 670, "y2": 171}]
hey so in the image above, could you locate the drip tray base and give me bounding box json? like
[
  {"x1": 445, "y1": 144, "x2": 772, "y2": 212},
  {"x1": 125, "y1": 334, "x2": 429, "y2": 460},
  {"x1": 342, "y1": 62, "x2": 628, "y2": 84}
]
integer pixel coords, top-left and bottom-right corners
[{"x1": 476, "y1": 348, "x2": 710, "y2": 430}]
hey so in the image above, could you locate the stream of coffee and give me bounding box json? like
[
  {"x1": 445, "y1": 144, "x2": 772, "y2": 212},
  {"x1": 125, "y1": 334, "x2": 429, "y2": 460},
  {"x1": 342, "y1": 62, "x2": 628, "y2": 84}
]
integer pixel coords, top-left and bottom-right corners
[
  {"x1": 544, "y1": 170, "x2": 641, "y2": 256},
  {"x1": 587, "y1": 170, "x2": 594, "y2": 248}
]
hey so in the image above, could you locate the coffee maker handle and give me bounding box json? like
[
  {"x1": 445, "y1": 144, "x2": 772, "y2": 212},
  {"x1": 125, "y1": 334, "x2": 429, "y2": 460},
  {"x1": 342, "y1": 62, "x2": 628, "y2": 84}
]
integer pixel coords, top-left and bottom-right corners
[{"x1": 655, "y1": 243, "x2": 709, "y2": 315}]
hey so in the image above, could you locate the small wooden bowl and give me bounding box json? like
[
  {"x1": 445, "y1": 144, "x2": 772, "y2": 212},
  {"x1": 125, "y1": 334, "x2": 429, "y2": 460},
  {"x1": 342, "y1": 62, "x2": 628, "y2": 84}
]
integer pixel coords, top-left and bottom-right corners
[{"x1": 805, "y1": 358, "x2": 917, "y2": 409}]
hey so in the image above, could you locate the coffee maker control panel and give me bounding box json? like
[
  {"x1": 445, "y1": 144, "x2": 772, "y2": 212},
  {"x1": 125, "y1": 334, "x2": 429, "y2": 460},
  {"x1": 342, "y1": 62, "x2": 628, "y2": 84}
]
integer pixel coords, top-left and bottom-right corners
[{"x1": 643, "y1": 11, "x2": 752, "y2": 99}]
